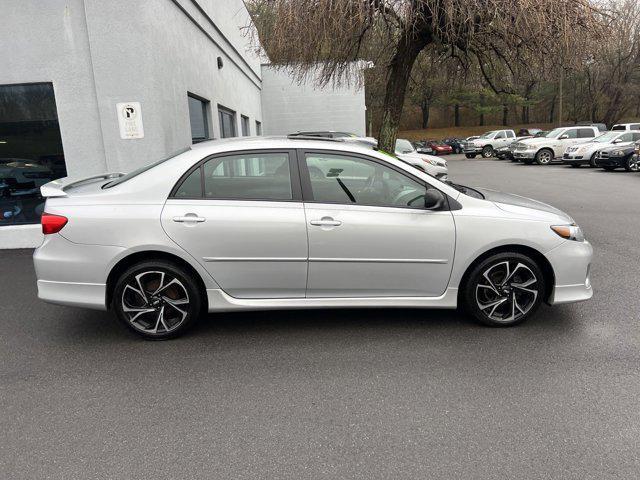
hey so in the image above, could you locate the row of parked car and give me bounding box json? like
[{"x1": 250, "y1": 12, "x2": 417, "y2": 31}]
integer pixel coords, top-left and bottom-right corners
[{"x1": 459, "y1": 123, "x2": 640, "y2": 172}]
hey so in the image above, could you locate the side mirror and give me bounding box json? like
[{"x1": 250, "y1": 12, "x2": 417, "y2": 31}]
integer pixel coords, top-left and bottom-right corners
[
  {"x1": 612, "y1": 138, "x2": 622, "y2": 144},
  {"x1": 424, "y1": 189, "x2": 445, "y2": 210},
  {"x1": 559, "y1": 134, "x2": 569, "y2": 140}
]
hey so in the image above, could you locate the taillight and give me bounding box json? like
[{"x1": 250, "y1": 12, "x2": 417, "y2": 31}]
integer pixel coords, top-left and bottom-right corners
[{"x1": 41, "y1": 213, "x2": 68, "y2": 235}]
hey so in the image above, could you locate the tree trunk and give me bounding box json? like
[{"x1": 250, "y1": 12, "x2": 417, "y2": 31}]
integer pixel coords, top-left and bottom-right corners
[
  {"x1": 420, "y1": 99, "x2": 430, "y2": 129},
  {"x1": 479, "y1": 112, "x2": 484, "y2": 126},
  {"x1": 377, "y1": 25, "x2": 431, "y2": 152},
  {"x1": 454, "y1": 104, "x2": 460, "y2": 127},
  {"x1": 548, "y1": 95, "x2": 556, "y2": 124},
  {"x1": 502, "y1": 104, "x2": 508, "y2": 126},
  {"x1": 521, "y1": 106, "x2": 526, "y2": 124}
]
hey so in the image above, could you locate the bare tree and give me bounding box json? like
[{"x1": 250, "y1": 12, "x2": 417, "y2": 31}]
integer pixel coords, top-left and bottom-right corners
[{"x1": 246, "y1": 0, "x2": 606, "y2": 151}]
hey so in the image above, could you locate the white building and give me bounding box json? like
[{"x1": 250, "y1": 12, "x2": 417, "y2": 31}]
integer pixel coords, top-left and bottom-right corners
[{"x1": 0, "y1": 0, "x2": 365, "y2": 248}]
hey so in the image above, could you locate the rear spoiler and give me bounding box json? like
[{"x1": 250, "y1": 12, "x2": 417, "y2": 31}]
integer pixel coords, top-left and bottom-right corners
[{"x1": 40, "y1": 172, "x2": 124, "y2": 198}]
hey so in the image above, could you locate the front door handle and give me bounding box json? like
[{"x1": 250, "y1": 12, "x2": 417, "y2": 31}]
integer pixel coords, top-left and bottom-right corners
[
  {"x1": 173, "y1": 214, "x2": 206, "y2": 223},
  {"x1": 310, "y1": 217, "x2": 342, "y2": 227}
]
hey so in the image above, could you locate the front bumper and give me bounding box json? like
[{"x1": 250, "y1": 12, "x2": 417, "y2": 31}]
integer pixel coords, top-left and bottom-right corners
[
  {"x1": 595, "y1": 154, "x2": 627, "y2": 168},
  {"x1": 512, "y1": 151, "x2": 536, "y2": 160},
  {"x1": 562, "y1": 153, "x2": 588, "y2": 165},
  {"x1": 545, "y1": 239, "x2": 593, "y2": 305}
]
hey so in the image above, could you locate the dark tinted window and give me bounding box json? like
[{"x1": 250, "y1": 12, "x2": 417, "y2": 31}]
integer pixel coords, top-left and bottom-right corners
[
  {"x1": 241, "y1": 115, "x2": 250, "y2": 136},
  {"x1": 0, "y1": 83, "x2": 67, "y2": 226},
  {"x1": 188, "y1": 94, "x2": 209, "y2": 143},
  {"x1": 612, "y1": 125, "x2": 625, "y2": 131},
  {"x1": 203, "y1": 153, "x2": 291, "y2": 200},
  {"x1": 174, "y1": 167, "x2": 202, "y2": 198},
  {"x1": 218, "y1": 106, "x2": 236, "y2": 138},
  {"x1": 578, "y1": 128, "x2": 596, "y2": 138},
  {"x1": 304, "y1": 153, "x2": 427, "y2": 208}
]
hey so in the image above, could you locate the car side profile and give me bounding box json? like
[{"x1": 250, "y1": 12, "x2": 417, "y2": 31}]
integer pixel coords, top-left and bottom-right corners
[
  {"x1": 34, "y1": 137, "x2": 593, "y2": 339},
  {"x1": 463, "y1": 129, "x2": 517, "y2": 158}
]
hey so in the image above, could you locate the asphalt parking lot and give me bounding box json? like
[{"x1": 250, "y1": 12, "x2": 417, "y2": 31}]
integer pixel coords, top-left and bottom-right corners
[{"x1": 2, "y1": 155, "x2": 640, "y2": 479}]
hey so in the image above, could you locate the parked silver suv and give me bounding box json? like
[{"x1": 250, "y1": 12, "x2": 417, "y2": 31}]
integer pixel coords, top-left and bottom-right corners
[{"x1": 512, "y1": 126, "x2": 599, "y2": 165}]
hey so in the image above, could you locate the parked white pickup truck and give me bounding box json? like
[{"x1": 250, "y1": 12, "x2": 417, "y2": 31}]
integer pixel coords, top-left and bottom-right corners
[
  {"x1": 462, "y1": 129, "x2": 516, "y2": 158},
  {"x1": 511, "y1": 126, "x2": 599, "y2": 165}
]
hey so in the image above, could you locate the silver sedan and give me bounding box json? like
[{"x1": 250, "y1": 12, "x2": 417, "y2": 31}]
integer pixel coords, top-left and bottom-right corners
[{"x1": 34, "y1": 137, "x2": 593, "y2": 339}]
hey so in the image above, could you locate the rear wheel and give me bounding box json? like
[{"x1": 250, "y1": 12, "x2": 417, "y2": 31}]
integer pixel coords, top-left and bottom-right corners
[
  {"x1": 465, "y1": 153, "x2": 476, "y2": 159},
  {"x1": 463, "y1": 252, "x2": 545, "y2": 327},
  {"x1": 535, "y1": 149, "x2": 553, "y2": 165},
  {"x1": 625, "y1": 156, "x2": 639, "y2": 172},
  {"x1": 112, "y1": 260, "x2": 202, "y2": 339},
  {"x1": 482, "y1": 146, "x2": 494, "y2": 158}
]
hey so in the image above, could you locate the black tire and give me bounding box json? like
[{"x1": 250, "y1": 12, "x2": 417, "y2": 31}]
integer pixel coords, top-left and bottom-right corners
[
  {"x1": 535, "y1": 149, "x2": 553, "y2": 165},
  {"x1": 112, "y1": 260, "x2": 202, "y2": 339},
  {"x1": 624, "y1": 156, "x2": 639, "y2": 172},
  {"x1": 481, "y1": 146, "x2": 494, "y2": 158},
  {"x1": 589, "y1": 153, "x2": 598, "y2": 168},
  {"x1": 465, "y1": 153, "x2": 476, "y2": 159},
  {"x1": 462, "y1": 252, "x2": 545, "y2": 327}
]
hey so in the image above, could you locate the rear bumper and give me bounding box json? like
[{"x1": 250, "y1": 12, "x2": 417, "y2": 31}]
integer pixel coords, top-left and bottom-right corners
[
  {"x1": 37, "y1": 280, "x2": 107, "y2": 310},
  {"x1": 33, "y1": 234, "x2": 124, "y2": 310},
  {"x1": 545, "y1": 239, "x2": 593, "y2": 305}
]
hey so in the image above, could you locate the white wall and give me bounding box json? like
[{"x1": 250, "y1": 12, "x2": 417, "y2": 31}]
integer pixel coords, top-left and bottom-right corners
[{"x1": 261, "y1": 65, "x2": 366, "y2": 136}]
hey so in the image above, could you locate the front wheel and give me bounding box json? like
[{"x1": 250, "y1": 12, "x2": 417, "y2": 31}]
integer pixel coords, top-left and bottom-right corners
[
  {"x1": 112, "y1": 260, "x2": 203, "y2": 339},
  {"x1": 625, "y1": 156, "x2": 639, "y2": 172},
  {"x1": 465, "y1": 153, "x2": 476, "y2": 159},
  {"x1": 482, "y1": 146, "x2": 494, "y2": 158},
  {"x1": 463, "y1": 252, "x2": 545, "y2": 327},
  {"x1": 535, "y1": 149, "x2": 553, "y2": 165},
  {"x1": 589, "y1": 153, "x2": 598, "y2": 168}
]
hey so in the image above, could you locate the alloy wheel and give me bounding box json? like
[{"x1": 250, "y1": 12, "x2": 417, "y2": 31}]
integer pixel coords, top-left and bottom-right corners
[
  {"x1": 121, "y1": 270, "x2": 190, "y2": 334},
  {"x1": 475, "y1": 261, "x2": 539, "y2": 323},
  {"x1": 626, "y1": 156, "x2": 639, "y2": 172},
  {"x1": 537, "y1": 151, "x2": 552, "y2": 164}
]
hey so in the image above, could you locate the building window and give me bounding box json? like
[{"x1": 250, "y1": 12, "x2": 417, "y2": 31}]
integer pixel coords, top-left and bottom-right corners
[
  {"x1": 241, "y1": 115, "x2": 250, "y2": 136},
  {"x1": 218, "y1": 106, "x2": 237, "y2": 138},
  {"x1": 0, "y1": 82, "x2": 67, "y2": 226},
  {"x1": 187, "y1": 94, "x2": 209, "y2": 143},
  {"x1": 255, "y1": 120, "x2": 262, "y2": 136}
]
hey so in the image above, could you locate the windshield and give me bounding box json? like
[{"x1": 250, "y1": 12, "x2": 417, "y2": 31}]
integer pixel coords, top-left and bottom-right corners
[
  {"x1": 478, "y1": 131, "x2": 497, "y2": 139},
  {"x1": 593, "y1": 132, "x2": 621, "y2": 143},
  {"x1": 103, "y1": 147, "x2": 190, "y2": 188},
  {"x1": 544, "y1": 128, "x2": 565, "y2": 138},
  {"x1": 395, "y1": 139, "x2": 415, "y2": 154}
]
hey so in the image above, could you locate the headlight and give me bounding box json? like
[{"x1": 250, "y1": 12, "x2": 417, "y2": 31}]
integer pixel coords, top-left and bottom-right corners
[
  {"x1": 612, "y1": 150, "x2": 624, "y2": 156},
  {"x1": 551, "y1": 224, "x2": 585, "y2": 242}
]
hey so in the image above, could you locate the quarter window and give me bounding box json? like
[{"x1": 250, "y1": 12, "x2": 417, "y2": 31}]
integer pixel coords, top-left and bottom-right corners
[
  {"x1": 218, "y1": 106, "x2": 237, "y2": 138},
  {"x1": 304, "y1": 153, "x2": 427, "y2": 208},
  {"x1": 174, "y1": 166, "x2": 202, "y2": 198},
  {"x1": 203, "y1": 153, "x2": 292, "y2": 200}
]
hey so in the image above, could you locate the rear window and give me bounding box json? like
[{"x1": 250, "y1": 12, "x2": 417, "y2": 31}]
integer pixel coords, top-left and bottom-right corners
[
  {"x1": 103, "y1": 147, "x2": 191, "y2": 188},
  {"x1": 612, "y1": 125, "x2": 625, "y2": 131}
]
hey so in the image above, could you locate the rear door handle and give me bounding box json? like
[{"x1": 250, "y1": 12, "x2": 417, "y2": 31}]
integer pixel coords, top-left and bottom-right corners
[
  {"x1": 173, "y1": 214, "x2": 206, "y2": 223},
  {"x1": 310, "y1": 218, "x2": 342, "y2": 227}
]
